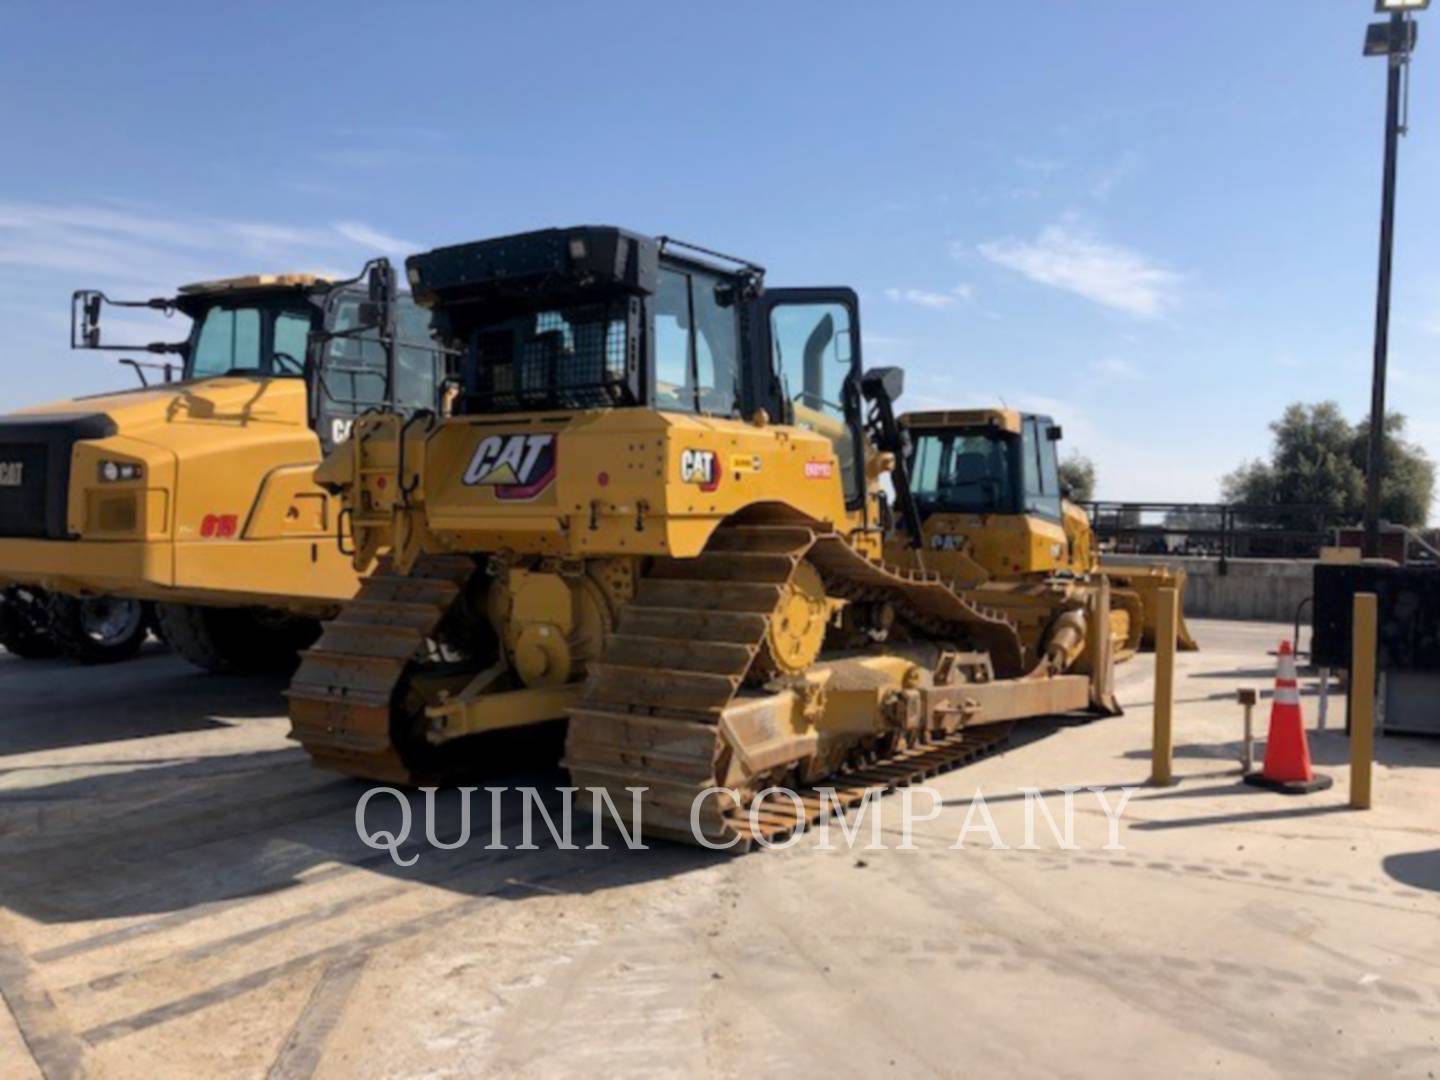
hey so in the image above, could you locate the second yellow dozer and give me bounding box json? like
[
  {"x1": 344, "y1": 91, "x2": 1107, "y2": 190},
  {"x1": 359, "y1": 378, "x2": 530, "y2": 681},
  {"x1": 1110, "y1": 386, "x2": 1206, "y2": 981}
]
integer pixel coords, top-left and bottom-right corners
[
  {"x1": 288, "y1": 227, "x2": 1121, "y2": 850},
  {"x1": 885, "y1": 409, "x2": 1199, "y2": 657}
]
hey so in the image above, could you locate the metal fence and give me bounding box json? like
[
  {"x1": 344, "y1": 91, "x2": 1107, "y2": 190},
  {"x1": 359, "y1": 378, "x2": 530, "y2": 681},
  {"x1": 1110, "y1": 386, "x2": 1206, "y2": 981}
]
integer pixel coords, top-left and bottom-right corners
[{"x1": 1081, "y1": 502, "x2": 1333, "y2": 559}]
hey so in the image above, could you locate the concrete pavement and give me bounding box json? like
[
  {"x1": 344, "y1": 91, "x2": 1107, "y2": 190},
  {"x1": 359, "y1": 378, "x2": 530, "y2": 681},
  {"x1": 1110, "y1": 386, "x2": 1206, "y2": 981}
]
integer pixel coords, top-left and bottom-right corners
[{"x1": 0, "y1": 620, "x2": 1436, "y2": 1078}]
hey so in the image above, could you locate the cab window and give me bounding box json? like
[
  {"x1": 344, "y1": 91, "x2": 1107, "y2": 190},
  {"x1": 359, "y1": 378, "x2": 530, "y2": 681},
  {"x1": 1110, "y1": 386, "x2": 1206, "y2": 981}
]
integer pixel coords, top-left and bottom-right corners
[
  {"x1": 273, "y1": 312, "x2": 311, "y2": 373},
  {"x1": 652, "y1": 266, "x2": 739, "y2": 416},
  {"x1": 769, "y1": 301, "x2": 857, "y2": 503},
  {"x1": 1023, "y1": 417, "x2": 1062, "y2": 520},
  {"x1": 191, "y1": 308, "x2": 262, "y2": 378},
  {"x1": 770, "y1": 303, "x2": 850, "y2": 420},
  {"x1": 189, "y1": 305, "x2": 312, "y2": 379},
  {"x1": 323, "y1": 296, "x2": 438, "y2": 410},
  {"x1": 910, "y1": 430, "x2": 1019, "y2": 514}
]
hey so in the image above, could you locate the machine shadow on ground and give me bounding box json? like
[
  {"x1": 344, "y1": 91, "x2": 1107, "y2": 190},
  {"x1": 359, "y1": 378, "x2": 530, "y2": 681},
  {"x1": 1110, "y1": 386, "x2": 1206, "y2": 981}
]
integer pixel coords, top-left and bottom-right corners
[
  {"x1": 1382, "y1": 849, "x2": 1440, "y2": 893},
  {"x1": 0, "y1": 652, "x2": 289, "y2": 753},
  {"x1": 0, "y1": 702, "x2": 1102, "y2": 929},
  {"x1": 0, "y1": 733, "x2": 728, "y2": 928}
]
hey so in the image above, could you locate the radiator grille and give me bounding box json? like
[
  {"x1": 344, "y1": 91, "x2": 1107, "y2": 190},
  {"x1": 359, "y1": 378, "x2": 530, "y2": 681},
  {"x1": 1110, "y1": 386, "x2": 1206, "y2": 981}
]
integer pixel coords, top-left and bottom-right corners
[{"x1": 0, "y1": 444, "x2": 49, "y2": 538}]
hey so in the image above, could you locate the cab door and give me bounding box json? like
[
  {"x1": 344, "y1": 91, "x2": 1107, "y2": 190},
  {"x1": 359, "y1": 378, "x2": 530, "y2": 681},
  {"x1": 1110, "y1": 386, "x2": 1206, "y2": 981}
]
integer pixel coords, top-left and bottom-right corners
[
  {"x1": 753, "y1": 288, "x2": 865, "y2": 509},
  {"x1": 312, "y1": 292, "x2": 444, "y2": 456}
]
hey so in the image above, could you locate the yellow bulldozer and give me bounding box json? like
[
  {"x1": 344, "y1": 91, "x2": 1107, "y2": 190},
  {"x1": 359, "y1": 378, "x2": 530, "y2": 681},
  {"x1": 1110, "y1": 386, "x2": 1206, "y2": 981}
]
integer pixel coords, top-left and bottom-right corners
[
  {"x1": 288, "y1": 226, "x2": 1123, "y2": 850},
  {"x1": 886, "y1": 408, "x2": 1199, "y2": 655},
  {"x1": 0, "y1": 263, "x2": 443, "y2": 669}
]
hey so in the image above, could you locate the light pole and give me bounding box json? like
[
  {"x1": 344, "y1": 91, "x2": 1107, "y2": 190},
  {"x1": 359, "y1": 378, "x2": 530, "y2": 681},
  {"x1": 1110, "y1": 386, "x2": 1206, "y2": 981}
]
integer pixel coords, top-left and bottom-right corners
[{"x1": 1362, "y1": 0, "x2": 1426, "y2": 559}]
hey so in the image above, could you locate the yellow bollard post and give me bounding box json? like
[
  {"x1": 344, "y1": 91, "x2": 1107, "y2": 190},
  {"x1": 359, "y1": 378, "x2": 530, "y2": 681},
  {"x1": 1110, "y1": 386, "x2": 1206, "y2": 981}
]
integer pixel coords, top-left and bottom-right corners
[
  {"x1": 1150, "y1": 587, "x2": 1178, "y2": 786},
  {"x1": 1350, "y1": 592, "x2": 1378, "y2": 810}
]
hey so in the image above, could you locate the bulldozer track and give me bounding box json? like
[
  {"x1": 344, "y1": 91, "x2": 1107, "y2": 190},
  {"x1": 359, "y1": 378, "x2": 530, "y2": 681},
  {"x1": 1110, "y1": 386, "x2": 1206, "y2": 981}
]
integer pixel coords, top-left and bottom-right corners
[
  {"x1": 564, "y1": 523, "x2": 1028, "y2": 850},
  {"x1": 288, "y1": 523, "x2": 1037, "y2": 850},
  {"x1": 286, "y1": 554, "x2": 479, "y2": 784},
  {"x1": 721, "y1": 723, "x2": 1012, "y2": 851}
]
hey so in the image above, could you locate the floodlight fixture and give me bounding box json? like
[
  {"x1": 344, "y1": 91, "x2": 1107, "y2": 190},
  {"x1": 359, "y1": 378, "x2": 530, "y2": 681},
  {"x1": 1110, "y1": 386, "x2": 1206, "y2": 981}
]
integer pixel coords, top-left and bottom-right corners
[
  {"x1": 1376, "y1": 0, "x2": 1428, "y2": 13},
  {"x1": 1365, "y1": 18, "x2": 1420, "y2": 55}
]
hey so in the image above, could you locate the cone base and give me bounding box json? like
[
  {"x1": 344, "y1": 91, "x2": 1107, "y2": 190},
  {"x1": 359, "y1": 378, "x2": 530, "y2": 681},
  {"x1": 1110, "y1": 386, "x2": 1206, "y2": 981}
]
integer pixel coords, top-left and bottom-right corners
[{"x1": 1243, "y1": 772, "x2": 1334, "y2": 796}]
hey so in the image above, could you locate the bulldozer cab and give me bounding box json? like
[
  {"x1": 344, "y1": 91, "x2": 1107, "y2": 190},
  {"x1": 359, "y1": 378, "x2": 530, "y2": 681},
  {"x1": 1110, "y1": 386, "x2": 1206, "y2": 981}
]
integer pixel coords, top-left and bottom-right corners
[
  {"x1": 402, "y1": 227, "x2": 870, "y2": 509},
  {"x1": 71, "y1": 273, "x2": 444, "y2": 454},
  {"x1": 904, "y1": 410, "x2": 1064, "y2": 526}
]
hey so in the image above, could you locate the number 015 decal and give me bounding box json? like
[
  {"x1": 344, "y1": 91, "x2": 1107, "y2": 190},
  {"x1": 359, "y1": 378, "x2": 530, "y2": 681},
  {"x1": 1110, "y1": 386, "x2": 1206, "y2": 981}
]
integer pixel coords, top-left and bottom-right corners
[
  {"x1": 679, "y1": 448, "x2": 721, "y2": 492},
  {"x1": 462, "y1": 433, "x2": 557, "y2": 499}
]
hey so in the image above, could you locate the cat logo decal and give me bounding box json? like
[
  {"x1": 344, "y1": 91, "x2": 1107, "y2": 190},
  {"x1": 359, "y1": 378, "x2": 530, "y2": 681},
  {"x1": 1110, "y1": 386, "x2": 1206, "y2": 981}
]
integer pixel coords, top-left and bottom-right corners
[{"x1": 462, "y1": 434, "x2": 557, "y2": 499}]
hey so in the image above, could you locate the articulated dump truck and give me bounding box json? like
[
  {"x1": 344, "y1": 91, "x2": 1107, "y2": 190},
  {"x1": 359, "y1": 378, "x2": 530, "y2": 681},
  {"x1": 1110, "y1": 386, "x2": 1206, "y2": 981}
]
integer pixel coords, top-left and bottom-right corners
[
  {"x1": 887, "y1": 409, "x2": 1199, "y2": 657},
  {"x1": 0, "y1": 266, "x2": 441, "y2": 669},
  {"x1": 288, "y1": 226, "x2": 1122, "y2": 850}
]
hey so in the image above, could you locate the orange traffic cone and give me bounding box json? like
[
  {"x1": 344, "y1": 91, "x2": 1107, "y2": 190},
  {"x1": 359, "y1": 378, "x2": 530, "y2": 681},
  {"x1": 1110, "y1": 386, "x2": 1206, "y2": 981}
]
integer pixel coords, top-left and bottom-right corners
[{"x1": 1245, "y1": 640, "x2": 1333, "y2": 794}]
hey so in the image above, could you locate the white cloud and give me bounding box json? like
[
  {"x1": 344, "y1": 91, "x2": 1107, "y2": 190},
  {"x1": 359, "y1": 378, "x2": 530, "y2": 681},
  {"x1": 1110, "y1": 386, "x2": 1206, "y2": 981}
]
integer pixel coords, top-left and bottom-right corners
[
  {"x1": 884, "y1": 284, "x2": 975, "y2": 311},
  {"x1": 1088, "y1": 356, "x2": 1143, "y2": 381},
  {"x1": 885, "y1": 287, "x2": 956, "y2": 310},
  {"x1": 334, "y1": 221, "x2": 416, "y2": 257},
  {"x1": 0, "y1": 200, "x2": 421, "y2": 292},
  {"x1": 976, "y1": 221, "x2": 1182, "y2": 318}
]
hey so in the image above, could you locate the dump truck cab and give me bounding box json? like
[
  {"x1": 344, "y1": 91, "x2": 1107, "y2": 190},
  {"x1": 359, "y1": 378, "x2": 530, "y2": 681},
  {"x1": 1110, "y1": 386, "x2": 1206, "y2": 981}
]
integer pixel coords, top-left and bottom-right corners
[{"x1": 0, "y1": 267, "x2": 444, "y2": 669}]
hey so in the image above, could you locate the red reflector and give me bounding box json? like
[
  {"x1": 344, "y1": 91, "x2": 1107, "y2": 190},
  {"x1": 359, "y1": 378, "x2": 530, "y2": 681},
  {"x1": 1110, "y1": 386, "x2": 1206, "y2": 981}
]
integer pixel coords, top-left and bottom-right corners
[{"x1": 598, "y1": 471, "x2": 610, "y2": 487}]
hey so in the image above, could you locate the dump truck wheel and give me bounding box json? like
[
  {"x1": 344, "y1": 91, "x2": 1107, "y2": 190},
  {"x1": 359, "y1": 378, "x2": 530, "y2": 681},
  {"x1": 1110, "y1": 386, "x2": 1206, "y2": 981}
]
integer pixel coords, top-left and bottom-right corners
[
  {"x1": 46, "y1": 595, "x2": 151, "y2": 665},
  {"x1": 155, "y1": 603, "x2": 322, "y2": 675},
  {"x1": 0, "y1": 588, "x2": 60, "y2": 660}
]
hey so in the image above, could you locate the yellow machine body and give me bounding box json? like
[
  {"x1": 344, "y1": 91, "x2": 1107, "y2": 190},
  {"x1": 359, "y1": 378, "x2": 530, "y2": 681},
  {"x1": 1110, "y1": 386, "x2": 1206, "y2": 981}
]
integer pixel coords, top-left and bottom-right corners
[
  {"x1": 338, "y1": 407, "x2": 872, "y2": 571},
  {"x1": 886, "y1": 408, "x2": 1196, "y2": 653},
  {"x1": 0, "y1": 377, "x2": 355, "y2": 610}
]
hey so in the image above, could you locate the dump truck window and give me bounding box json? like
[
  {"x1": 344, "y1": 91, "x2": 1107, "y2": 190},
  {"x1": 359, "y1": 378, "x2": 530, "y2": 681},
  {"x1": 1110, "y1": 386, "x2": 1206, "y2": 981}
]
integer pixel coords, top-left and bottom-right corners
[
  {"x1": 273, "y1": 312, "x2": 310, "y2": 370},
  {"x1": 192, "y1": 308, "x2": 261, "y2": 377}
]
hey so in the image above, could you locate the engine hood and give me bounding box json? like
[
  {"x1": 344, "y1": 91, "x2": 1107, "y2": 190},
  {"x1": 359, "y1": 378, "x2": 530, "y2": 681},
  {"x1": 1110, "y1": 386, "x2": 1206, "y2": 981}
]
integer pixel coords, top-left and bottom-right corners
[{"x1": 4, "y1": 376, "x2": 311, "y2": 453}]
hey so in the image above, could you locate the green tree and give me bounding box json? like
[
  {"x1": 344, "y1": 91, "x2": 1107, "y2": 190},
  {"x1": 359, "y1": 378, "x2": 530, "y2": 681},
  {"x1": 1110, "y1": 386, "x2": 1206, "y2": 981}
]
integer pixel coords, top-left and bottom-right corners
[
  {"x1": 1058, "y1": 453, "x2": 1096, "y2": 502},
  {"x1": 1221, "y1": 402, "x2": 1433, "y2": 529}
]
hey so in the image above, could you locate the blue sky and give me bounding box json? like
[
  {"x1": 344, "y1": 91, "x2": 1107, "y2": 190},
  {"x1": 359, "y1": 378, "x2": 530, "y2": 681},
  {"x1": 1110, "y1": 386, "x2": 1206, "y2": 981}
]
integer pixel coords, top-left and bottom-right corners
[{"x1": 1, "y1": 1, "x2": 1436, "y2": 508}]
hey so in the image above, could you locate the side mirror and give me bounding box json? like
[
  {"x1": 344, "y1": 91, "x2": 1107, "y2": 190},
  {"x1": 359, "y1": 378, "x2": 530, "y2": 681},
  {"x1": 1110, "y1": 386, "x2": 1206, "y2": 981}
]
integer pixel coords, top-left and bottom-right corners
[
  {"x1": 367, "y1": 261, "x2": 392, "y2": 305},
  {"x1": 1047, "y1": 424, "x2": 1063, "y2": 441},
  {"x1": 355, "y1": 259, "x2": 398, "y2": 333},
  {"x1": 73, "y1": 291, "x2": 103, "y2": 349},
  {"x1": 861, "y1": 366, "x2": 905, "y2": 405}
]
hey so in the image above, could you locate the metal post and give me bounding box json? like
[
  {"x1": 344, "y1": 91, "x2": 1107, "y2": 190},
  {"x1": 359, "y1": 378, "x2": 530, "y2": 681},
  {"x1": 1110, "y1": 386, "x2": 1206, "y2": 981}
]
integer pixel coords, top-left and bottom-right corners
[
  {"x1": 1150, "y1": 587, "x2": 1178, "y2": 786},
  {"x1": 1364, "y1": 14, "x2": 1406, "y2": 559},
  {"x1": 1238, "y1": 687, "x2": 1258, "y2": 773},
  {"x1": 1350, "y1": 592, "x2": 1378, "y2": 810}
]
